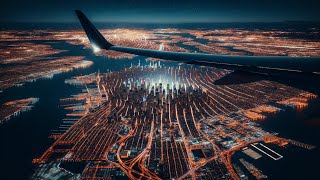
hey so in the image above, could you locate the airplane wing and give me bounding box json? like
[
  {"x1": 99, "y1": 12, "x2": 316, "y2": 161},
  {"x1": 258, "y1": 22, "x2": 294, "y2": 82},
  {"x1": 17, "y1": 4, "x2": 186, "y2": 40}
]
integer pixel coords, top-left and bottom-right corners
[{"x1": 75, "y1": 10, "x2": 320, "y2": 77}]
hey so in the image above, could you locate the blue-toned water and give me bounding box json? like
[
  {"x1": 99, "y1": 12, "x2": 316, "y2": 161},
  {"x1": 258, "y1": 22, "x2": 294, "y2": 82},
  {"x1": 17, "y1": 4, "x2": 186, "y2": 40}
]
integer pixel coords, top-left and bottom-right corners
[
  {"x1": 0, "y1": 23, "x2": 320, "y2": 179},
  {"x1": 0, "y1": 41, "x2": 148, "y2": 180},
  {"x1": 232, "y1": 99, "x2": 320, "y2": 180}
]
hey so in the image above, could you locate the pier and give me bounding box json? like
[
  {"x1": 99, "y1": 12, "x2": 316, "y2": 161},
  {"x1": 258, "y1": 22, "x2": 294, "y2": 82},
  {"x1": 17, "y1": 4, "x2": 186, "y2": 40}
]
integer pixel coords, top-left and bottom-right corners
[{"x1": 251, "y1": 143, "x2": 283, "y2": 160}]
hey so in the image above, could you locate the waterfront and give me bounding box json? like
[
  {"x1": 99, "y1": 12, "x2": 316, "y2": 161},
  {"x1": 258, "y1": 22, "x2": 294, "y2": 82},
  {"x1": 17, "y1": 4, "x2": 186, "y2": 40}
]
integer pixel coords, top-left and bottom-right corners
[
  {"x1": 0, "y1": 41, "x2": 140, "y2": 179},
  {"x1": 231, "y1": 98, "x2": 320, "y2": 179},
  {"x1": 0, "y1": 25, "x2": 320, "y2": 179}
]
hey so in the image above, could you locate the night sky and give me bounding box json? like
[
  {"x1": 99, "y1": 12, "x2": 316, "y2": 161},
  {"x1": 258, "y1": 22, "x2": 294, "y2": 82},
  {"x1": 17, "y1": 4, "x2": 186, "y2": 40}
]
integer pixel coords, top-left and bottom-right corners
[{"x1": 1, "y1": 0, "x2": 320, "y2": 23}]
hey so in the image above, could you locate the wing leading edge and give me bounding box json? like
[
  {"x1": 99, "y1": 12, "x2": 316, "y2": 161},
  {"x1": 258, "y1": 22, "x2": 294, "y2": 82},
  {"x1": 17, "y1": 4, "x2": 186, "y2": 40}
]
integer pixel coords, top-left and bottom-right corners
[{"x1": 75, "y1": 10, "x2": 320, "y2": 75}]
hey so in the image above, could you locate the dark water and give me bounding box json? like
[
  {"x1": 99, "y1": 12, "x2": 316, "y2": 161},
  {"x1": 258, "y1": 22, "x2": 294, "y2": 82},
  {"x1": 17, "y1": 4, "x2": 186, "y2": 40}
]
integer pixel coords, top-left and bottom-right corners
[
  {"x1": 0, "y1": 41, "x2": 150, "y2": 180},
  {"x1": 233, "y1": 99, "x2": 320, "y2": 180},
  {"x1": 0, "y1": 24, "x2": 320, "y2": 179},
  {"x1": 169, "y1": 29, "x2": 320, "y2": 180}
]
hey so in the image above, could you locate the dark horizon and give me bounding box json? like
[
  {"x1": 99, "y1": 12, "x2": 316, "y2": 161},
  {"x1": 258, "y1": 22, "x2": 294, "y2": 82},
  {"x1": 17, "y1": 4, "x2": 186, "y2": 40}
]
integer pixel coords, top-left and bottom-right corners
[
  {"x1": 2, "y1": 19, "x2": 320, "y2": 24},
  {"x1": 1, "y1": 0, "x2": 320, "y2": 23},
  {"x1": 1, "y1": 21, "x2": 320, "y2": 31}
]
